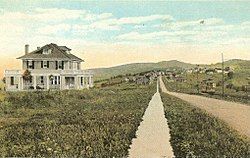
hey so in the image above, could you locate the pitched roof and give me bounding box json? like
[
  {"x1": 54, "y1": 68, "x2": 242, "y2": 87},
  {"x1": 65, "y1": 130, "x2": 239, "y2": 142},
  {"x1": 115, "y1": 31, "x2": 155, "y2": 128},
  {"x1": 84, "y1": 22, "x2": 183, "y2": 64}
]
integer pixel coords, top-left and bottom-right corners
[{"x1": 17, "y1": 43, "x2": 83, "y2": 62}]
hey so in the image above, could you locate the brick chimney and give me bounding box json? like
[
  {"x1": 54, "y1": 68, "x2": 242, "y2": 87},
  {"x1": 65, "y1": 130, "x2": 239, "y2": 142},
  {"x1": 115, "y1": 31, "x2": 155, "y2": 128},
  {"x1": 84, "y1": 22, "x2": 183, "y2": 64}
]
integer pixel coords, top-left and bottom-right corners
[{"x1": 25, "y1": 44, "x2": 29, "y2": 55}]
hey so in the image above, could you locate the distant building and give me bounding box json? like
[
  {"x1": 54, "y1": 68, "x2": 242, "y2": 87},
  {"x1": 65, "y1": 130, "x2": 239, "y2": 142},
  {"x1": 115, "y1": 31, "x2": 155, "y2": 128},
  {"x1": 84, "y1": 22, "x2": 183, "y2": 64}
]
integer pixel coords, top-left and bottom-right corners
[
  {"x1": 215, "y1": 68, "x2": 223, "y2": 73},
  {"x1": 205, "y1": 68, "x2": 215, "y2": 75}
]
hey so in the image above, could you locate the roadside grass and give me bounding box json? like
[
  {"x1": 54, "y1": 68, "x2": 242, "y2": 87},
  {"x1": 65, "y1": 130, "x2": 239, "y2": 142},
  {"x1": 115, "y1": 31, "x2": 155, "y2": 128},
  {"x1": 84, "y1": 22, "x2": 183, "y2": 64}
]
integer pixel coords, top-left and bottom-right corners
[
  {"x1": 0, "y1": 92, "x2": 5, "y2": 102},
  {"x1": 0, "y1": 81, "x2": 4, "y2": 90},
  {"x1": 163, "y1": 76, "x2": 250, "y2": 105},
  {"x1": 0, "y1": 83, "x2": 156, "y2": 157},
  {"x1": 161, "y1": 92, "x2": 250, "y2": 157}
]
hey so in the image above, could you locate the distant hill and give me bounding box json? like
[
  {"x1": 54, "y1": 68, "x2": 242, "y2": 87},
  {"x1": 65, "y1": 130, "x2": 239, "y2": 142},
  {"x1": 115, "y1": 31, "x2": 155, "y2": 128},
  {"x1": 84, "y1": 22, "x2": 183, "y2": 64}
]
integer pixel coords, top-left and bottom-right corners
[
  {"x1": 90, "y1": 59, "x2": 250, "y2": 81},
  {"x1": 213, "y1": 59, "x2": 250, "y2": 86},
  {"x1": 211, "y1": 59, "x2": 250, "y2": 71},
  {"x1": 89, "y1": 60, "x2": 195, "y2": 81}
]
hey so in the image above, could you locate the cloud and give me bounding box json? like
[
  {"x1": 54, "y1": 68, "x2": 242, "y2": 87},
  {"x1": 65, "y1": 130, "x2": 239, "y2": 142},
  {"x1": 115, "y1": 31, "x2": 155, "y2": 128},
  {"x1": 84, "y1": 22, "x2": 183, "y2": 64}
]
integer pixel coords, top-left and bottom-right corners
[
  {"x1": 0, "y1": 8, "x2": 112, "y2": 24},
  {"x1": 118, "y1": 14, "x2": 173, "y2": 25},
  {"x1": 0, "y1": 23, "x2": 25, "y2": 37},
  {"x1": 157, "y1": 18, "x2": 224, "y2": 30},
  {"x1": 84, "y1": 12, "x2": 113, "y2": 21},
  {"x1": 116, "y1": 30, "x2": 198, "y2": 41},
  {"x1": 34, "y1": 8, "x2": 86, "y2": 22},
  {"x1": 88, "y1": 19, "x2": 121, "y2": 31},
  {"x1": 0, "y1": 7, "x2": 249, "y2": 54},
  {"x1": 37, "y1": 24, "x2": 71, "y2": 35}
]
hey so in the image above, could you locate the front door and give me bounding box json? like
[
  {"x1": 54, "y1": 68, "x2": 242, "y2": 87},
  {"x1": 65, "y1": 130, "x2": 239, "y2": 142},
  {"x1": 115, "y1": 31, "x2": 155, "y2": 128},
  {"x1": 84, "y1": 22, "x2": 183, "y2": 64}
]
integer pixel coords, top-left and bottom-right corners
[{"x1": 65, "y1": 77, "x2": 75, "y2": 89}]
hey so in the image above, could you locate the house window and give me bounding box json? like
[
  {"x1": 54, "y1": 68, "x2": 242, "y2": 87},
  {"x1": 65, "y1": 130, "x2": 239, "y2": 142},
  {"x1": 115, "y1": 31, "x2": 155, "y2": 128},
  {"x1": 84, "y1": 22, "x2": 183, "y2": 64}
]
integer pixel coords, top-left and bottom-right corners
[
  {"x1": 73, "y1": 62, "x2": 77, "y2": 70},
  {"x1": 54, "y1": 76, "x2": 57, "y2": 84},
  {"x1": 43, "y1": 61, "x2": 48, "y2": 68},
  {"x1": 58, "y1": 61, "x2": 64, "y2": 69},
  {"x1": 56, "y1": 61, "x2": 64, "y2": 70},
  {"x1": 40, "y1": 76, "x2": 44, "y2": 84},
  {"x1": 57, "y1": 76, "x2": 61, "y2": 84},
  {"x1": 69, "y1": 61, "x2": 72, "y2": 69},
  {"x1": 77, "y1": 63, "x2": 80, "y2": 70},
  {"x1": 28, "y1": 61, "x2": 34, "y2": 69},
  {"x1": 81, "y1": 77, "x2": 83, "y2": 85},
  {"x1": 51, "y1": 76, "x2": 60, "y2": 85},
  {"x1": 10, "y1": 77, "x2": 14, "y2": 85}
]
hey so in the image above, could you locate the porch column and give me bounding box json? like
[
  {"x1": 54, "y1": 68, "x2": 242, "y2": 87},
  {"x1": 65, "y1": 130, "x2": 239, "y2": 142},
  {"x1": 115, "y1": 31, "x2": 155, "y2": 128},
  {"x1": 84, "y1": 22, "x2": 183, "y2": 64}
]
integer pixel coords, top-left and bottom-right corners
[
  {"x1": 33, "y1": 75, "x2": 37, "y2": 90},
  {"x1": 5, "y1": 77, "x2": 10, "y2": 90},
  {"x1": 74, "y1": 76, "x2": 78, "y2": 89},
  {"x1": 19, "y1": 77, "x2": 23, "y2": 90},
  {"x1": 82, "y1": 76, "x2": 85, "y2": 88},
  {"x1": 90, "y1": 76, "x2": 93, "y2": 87},
  {"x1": 89, "y1": 76, "x2": 91, "y2": 87},
  {"x1": 61, "y1": 76, "x2": 65, "y2": 90},
  {"x1": 46, "y1": 75, "x2": 50, "y2": 90}
]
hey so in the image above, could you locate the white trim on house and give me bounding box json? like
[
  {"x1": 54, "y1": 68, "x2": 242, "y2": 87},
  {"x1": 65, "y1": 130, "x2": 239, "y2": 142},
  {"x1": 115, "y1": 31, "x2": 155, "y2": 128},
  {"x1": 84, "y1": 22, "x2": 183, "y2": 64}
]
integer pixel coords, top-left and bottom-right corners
[{"x1": 4, "y1": 69, "x2": 94, "y2": 91}]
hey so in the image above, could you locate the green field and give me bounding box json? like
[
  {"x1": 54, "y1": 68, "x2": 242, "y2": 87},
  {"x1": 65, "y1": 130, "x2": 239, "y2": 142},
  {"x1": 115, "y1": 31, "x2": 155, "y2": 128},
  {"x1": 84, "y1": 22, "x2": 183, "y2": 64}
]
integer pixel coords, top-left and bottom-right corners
[
  {"x1": 161, "y1": 92, "x2": 250, "y2": 157},
  {"x1": 0, "y1": 76, "x2": 250, "y2": 156},
  {"x1": 0, "y1": 83, "x2": 156, "y2": 157}
]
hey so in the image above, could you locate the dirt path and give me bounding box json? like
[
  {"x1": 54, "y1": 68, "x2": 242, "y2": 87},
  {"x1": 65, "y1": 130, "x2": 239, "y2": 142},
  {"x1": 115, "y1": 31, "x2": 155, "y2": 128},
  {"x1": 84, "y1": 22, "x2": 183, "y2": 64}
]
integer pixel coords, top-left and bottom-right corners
[
  {"x1": 159, "y1": 76, "x2": 250, "y2": 138},
  {"x1": 128, "y1": 82, "x2": 174, "y2": 158}
]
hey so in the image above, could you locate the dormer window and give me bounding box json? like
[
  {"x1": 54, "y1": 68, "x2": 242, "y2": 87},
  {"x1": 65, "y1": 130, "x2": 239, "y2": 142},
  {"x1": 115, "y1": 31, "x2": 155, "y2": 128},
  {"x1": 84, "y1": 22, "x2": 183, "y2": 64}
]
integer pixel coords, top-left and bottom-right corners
[{"x1": 43, "y1": 49, "x2": 51, "y2": 54}]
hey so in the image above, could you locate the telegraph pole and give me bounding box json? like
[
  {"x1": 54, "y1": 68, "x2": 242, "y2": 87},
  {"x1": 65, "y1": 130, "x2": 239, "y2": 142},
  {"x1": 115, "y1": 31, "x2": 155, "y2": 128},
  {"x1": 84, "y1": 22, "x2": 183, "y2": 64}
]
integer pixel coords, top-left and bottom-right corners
[
  {"x1": 196, "y1": 20, "x2": 204, "y2": 94},
  {"x1": 221, "y1": 53, "x2": 225, "y2": 97},
  {"x1": 196, "y1": 64, "x2": 200, "y2": 94}
]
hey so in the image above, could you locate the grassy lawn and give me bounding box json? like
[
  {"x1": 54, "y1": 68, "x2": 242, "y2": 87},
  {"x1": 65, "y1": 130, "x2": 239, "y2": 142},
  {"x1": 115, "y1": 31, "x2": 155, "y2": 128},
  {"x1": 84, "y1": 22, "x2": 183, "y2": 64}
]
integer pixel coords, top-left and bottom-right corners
[
  {"x1": 161, "y1": 92, "x2": 250, "y2": 157},
  {"x1": 0, "y1": 83, "x2": 156, "y2": 157},
  {"x1": 163, "y1": 76, "x2": 250, "y2": 105}
]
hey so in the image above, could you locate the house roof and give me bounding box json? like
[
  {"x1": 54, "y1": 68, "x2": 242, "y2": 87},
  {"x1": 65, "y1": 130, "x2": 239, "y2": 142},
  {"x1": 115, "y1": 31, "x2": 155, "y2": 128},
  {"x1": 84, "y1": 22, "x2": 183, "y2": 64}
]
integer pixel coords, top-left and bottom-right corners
[{"x1": 17, "y1": 43, "x2": 83, "y2": 62}]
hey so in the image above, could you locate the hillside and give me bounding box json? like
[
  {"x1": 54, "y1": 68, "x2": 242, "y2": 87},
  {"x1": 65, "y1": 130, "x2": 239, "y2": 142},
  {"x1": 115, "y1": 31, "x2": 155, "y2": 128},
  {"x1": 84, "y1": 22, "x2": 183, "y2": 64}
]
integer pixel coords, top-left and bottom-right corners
[
  {"x1": 90, "y1": 60, "x2": 195, "y2": 81},
  {"x1": 210, "y1": 59, "x2": 250, "y2": 86},
  {"x1": 210, "y1": 59, "x2": 250, "y2": 71},
  {"x1": 90, "y1": 59, "x2": 250, "y2": 82}
]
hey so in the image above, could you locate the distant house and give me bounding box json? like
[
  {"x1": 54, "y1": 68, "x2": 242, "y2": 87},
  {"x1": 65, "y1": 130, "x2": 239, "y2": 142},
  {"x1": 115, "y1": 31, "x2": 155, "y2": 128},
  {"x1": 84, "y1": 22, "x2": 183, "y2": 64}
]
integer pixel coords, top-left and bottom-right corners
[
  {"x1": 135, "y1": 76, "x2": 150, "y2": 85},
  {"x1": 215, "y1": 68, "x2": 223, "y2": 73},
  {"x1": 186, "y1": 69, "x2": 193, "y2": 74},
  {"x1": 201, "y1": 78, "x2": 216, "y2": 94},
  {"x1": 174, "y1": 76, "x2": 187, "y2": 82},
  {"x1": 205, "y1": 68, "x2": 215, "y2": 75},
  {"x1": 124, "y1": 77, "x2": 130, "y2": 82},
  {"x1": 4, "y1": 43, "x2": 94, "y2": 91}
]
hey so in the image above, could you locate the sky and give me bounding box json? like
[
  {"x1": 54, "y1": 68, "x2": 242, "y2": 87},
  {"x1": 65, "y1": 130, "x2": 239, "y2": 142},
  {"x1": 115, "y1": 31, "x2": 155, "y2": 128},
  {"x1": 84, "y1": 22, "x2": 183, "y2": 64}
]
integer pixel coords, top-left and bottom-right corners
[{"x1": 0, "y1": 1, "x2": 250, "y2": 76}]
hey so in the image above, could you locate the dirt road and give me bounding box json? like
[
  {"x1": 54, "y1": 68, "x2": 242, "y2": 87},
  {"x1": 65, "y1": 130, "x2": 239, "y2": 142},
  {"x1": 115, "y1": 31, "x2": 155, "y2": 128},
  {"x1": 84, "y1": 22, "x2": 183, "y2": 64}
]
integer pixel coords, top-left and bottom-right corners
[
  {"x1": 128, "y1": 83, "x2": 174, "y2": 158},
  {"x1": 159, "y1": 76, "x2": 250, "y2": 138}
]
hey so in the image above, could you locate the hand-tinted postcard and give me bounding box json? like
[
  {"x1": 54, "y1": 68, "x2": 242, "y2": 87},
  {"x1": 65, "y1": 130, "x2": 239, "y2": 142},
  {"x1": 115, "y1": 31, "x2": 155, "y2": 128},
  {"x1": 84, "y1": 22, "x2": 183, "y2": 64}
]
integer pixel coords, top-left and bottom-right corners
[{"x1": 0, "y1": 1, "x2": 249, "y2": 157}]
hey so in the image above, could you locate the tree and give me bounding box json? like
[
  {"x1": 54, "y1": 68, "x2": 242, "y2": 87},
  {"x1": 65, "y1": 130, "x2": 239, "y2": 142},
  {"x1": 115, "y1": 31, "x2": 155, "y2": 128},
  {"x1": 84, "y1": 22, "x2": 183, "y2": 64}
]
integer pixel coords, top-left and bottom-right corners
[
  {"x1": 227, "y1": 71, "x2": 234, "y2": 79},
  {"x1": 49, "y1": 74, "x2": 54, "y2": 82},
  {"x1": 22, "y1": 69, "x2": 32, "y2": 81},
  {"x1": 2, "y1": 77, "x2": 6, "y2": 84}
]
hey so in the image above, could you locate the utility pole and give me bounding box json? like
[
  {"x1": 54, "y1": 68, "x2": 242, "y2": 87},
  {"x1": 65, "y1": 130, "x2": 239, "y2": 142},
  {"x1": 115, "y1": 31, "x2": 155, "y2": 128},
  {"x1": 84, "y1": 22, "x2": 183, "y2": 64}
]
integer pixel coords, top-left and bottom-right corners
[
  {"x1": 221, "y1": 53, "x2": 225, "y2": 97},
  {"x1": 197, "y1": 20, "x2": 204, "y2": 94},
  {"x1": 196, "y1": 64, "x2": 200, "y2": 94}
]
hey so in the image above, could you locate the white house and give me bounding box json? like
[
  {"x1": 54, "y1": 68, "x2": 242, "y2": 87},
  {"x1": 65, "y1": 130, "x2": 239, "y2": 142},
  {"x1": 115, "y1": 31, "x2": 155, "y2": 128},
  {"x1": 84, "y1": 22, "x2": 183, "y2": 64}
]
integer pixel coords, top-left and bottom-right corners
[{"x1": 4, "y1": 43, "x2": 94, "y2": 91}]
